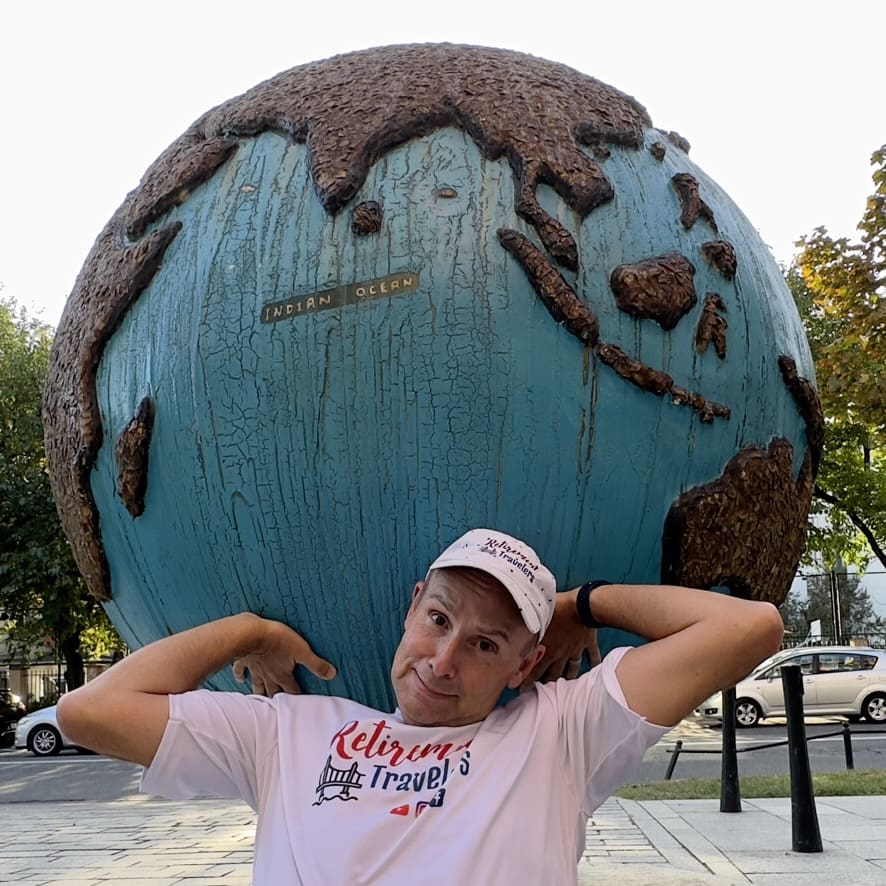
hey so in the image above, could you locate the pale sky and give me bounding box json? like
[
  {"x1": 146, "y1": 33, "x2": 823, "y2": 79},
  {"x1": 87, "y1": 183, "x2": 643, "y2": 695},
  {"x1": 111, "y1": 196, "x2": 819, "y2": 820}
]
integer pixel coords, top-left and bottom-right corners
[{"x1": 2, "y1": 1, "x2": 883, "y2": 329}]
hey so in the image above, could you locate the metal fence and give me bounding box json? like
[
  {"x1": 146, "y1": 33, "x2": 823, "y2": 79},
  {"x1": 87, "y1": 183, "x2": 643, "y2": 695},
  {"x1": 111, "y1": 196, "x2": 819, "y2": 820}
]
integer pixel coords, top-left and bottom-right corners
[
  {"x1": 0, "y1": 660, "x2": 111, "y2": 710},
  {"x1": 782, "y1": 633, "x2": 886, "y2": 650},
  {"x1": 664, "y1": 719, "x2": 877, "y2": 780}
]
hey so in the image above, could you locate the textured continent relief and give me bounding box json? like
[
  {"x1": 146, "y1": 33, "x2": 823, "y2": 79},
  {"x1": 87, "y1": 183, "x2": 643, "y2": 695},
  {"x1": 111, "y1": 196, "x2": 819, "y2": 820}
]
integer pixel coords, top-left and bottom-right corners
[{"x1": 43, "y1": 44, "x2": 822, "y2": 612}]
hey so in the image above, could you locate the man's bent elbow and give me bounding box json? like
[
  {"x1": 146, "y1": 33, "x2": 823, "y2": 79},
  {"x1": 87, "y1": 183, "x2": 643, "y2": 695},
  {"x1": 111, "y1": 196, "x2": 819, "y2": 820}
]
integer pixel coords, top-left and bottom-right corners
[
  {"x1": 748, "y1": 602, "x2": 785, "y2": 667},
  {"x1": 57, "y1": 685, "x2": 123, "y2": 753},
  {"x1": 56, "y1": 689, "x2": 96, "y2": 749},
  {"x1": 711, "y1": 602, "x2": 784, "y2": 692},
  {"x1": 57, "y1": 686, "x2": 167, "y2": 766}
]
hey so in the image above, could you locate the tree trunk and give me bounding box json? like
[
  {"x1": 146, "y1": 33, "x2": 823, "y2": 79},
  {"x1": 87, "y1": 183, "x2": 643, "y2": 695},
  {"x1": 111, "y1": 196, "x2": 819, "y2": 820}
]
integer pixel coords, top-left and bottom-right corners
[
  {"x1": 61, "y1": 631, "x2": 85, "y2": 691},
  {"x1": 814, "y1": 485, "x2": 886, "y2": 571}
]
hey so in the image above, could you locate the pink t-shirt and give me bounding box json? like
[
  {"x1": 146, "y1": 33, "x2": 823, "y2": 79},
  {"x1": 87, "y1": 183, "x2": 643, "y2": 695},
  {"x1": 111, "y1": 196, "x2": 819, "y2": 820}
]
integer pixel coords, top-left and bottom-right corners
[{"x1": 141, "y1": 647, "x2": 666, "y2": 884}]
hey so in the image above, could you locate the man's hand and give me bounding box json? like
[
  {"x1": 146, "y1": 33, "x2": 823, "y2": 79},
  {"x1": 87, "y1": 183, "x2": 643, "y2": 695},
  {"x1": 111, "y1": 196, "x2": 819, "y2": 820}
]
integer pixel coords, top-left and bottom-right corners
[
  {"x1": 232, "y1": 621, "x2": 336, "y2": 696},
  {"x1": 57, "y1": 613, "x2": 334, "y2": 766},
  {"x1": 521, "y1": 592, "x2": 600, "y2": 688}
]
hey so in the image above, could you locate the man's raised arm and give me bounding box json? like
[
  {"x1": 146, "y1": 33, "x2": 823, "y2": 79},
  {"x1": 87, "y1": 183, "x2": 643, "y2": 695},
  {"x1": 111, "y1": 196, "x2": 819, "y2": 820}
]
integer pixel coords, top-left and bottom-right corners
[
  {"x1": 57, "y1": 614, "x2": 335, "y2": 767},
  {"x1": 560, "y1": 583, "x2": 784, "y2": 727}
]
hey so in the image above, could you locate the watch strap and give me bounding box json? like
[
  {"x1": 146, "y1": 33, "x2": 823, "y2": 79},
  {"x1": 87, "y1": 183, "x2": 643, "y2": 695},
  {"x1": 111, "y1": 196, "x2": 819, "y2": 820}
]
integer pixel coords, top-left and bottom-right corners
[{"x1": 576, "y1": 580, "x2": 612, "y2": 628}]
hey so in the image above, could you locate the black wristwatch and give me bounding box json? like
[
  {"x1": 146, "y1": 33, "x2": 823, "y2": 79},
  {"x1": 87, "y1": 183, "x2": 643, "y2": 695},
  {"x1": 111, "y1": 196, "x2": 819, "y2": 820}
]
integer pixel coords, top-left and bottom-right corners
[{"x1": 576, "y1": 581, "x2": 612, "y2": 628}]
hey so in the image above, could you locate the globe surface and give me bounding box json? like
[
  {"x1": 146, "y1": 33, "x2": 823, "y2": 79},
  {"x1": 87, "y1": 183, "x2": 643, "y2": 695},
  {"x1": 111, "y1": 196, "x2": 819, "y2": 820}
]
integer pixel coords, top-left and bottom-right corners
[{"x1": 44, "y1": 45, "x2": 821, "y2": 708}]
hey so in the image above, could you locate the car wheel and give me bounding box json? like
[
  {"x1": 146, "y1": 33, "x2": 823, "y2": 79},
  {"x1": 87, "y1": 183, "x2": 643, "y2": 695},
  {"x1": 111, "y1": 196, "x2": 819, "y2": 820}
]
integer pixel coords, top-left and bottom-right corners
[
  {"x1": 735, "y1": 699, "x2": 762, "y2": 728},
  {"x1": 27, "y1": 725, "x2": 62, "y2": 756},
  {"x1": 862, "y1": 693, "x2": 886, "y2": 723}
]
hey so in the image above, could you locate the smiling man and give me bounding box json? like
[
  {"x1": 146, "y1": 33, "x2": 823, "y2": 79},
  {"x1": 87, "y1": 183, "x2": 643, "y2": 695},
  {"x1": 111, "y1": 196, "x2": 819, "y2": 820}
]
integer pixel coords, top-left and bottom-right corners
[
  {"x1": 391, "y1": 556, "x2": 548, "y2": 728},
  {"x1": 58, "y1": 528, "x2": 783, "y2": 884}
]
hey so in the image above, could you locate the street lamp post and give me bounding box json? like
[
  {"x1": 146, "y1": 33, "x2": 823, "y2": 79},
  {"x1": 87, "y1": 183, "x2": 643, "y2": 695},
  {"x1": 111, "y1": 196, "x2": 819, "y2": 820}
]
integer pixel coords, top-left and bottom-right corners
[{"x1": 829, "y1": 560, "x2": 844, "y2": 644}]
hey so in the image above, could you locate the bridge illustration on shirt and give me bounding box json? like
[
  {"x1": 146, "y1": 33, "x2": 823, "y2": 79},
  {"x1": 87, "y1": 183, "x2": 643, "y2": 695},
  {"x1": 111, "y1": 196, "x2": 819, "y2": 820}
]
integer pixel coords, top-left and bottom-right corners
[{"x1": 313, "y1": 755, "x2": 366, "y2": 805}]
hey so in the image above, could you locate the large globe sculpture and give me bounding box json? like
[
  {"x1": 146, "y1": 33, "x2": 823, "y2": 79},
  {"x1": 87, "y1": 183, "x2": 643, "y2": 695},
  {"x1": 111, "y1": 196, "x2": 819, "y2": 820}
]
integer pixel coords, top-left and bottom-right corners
[{"x1": 44, "y1": 44, "x2": 822, "y2": 709}]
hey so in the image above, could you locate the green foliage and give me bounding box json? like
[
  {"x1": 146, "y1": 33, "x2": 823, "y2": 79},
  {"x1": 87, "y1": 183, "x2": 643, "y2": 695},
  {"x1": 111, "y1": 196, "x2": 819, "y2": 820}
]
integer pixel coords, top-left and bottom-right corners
[
  {"x1": 78, "y1": 612, "x2": 124, "y2": 659},
  {"x1": 791, "y1": 145, "x2": 886, "y2": 570},
  {"x1": 0, "y1": 296, "x2": 122, "y2": 684},
  {"x1": 616, "y1": 770, "x2": 886, "y2": 801},
  {"x1": 777, "y1": 587, "x2": 809, "y2": 639},
  {"x1": 796, "y1": 145, "x2": 886, "y2": 427},
  {"x1": 807, "y1": 570, "x2": 886, "y2": 639}
]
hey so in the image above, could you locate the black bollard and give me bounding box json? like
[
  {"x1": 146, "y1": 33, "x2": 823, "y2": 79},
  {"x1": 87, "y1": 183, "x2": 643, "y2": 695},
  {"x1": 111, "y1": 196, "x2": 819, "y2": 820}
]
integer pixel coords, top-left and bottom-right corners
[
  {"x1": 842, "y1": 721, "x2": 855, "y2": 770},
  {"x1": 781, "y1": 664, "x2": 822, "y2": 852},
  {"x1": 665, "y1": 740, "x2": 683, "y2": 780},
  {"x1": 720, "y1": 687, "x2": 742, "y2": 812}
]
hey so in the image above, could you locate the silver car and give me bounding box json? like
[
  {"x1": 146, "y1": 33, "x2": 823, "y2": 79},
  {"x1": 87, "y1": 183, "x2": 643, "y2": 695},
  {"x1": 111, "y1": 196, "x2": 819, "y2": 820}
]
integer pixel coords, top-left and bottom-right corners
[
  {"x1": 694, "y1": 646, "x2": 886, "y2": 727},
  {"x1": 14, "y1": 704, "x2": 77, "y2": 756}
]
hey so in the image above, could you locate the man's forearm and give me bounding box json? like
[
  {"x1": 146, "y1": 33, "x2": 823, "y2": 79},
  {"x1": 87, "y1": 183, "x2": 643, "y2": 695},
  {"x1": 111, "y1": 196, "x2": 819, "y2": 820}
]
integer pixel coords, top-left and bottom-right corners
[
  {"x1": 568, "y1": 581, "x2": 768, "y2": 643},
  {"x1": 564, "y1": 581, "x2": 784, "y2": 727},
  {"x1": 83, "y1": 612, "x2": 270, "y2": 696},
  {"x1": 57, "y1": 613, "x2": 272, "y2": 765}
]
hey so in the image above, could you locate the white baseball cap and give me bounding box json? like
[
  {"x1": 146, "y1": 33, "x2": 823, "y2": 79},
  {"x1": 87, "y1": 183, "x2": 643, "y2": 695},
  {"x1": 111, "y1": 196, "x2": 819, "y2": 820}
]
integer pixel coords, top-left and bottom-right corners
[{"x1": 426, "y1": 529, "x2": 557, "y2": 635}]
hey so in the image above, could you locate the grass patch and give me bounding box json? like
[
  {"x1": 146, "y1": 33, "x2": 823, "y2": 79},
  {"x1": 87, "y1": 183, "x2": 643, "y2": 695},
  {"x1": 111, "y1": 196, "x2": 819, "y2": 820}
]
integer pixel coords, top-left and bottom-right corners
[{"x1": 616, "y1": 769, "x2": 886, "y2": 801}]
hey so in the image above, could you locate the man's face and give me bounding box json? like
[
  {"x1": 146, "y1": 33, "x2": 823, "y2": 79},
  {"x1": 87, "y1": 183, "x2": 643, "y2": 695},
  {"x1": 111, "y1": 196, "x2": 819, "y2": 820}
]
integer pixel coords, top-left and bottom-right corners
[{"x1": 390, "y1": 567, "x2": 546, "y2": 727}]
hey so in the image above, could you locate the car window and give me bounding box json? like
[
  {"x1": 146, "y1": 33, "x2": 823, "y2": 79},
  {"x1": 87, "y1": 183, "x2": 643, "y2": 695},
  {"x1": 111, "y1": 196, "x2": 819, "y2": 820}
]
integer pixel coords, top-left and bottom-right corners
[
  {"x1": 796, "y1": 654, "x2": 815, "y2": 675},
  {"x1": 752, "y1": 649, "x2": 796, "y2": 676},
  {"x1": 761, "y1": 653, "x2": 814, "y2": 679},
  {"x1": 817, "y1": 653, "x2": 844, "y2": 673},
  {"x1": 845, "y1": 654, "x2": 878, "y2": 671},
  {"x1": 817, "y1": 652, "x2": 878, "y2": 673}
]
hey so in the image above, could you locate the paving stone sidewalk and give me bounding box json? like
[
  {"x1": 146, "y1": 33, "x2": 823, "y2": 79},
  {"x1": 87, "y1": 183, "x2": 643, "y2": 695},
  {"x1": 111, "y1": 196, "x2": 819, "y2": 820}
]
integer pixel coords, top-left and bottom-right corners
[
  {"x1": 0, "y1": 798, "x2": 254, "y2": 885},
  {"x1": 2, "y1": 794, "x2": 886, "y2": 884},
  {"x1": 582, "y1": 794, "x2": 886, "y2": 886},
  {"x1": 1, "y1": 796, "x2": 666, "y2": 884},
  {"x1": 579, "y1": 796, "x2": 724, "y2": 885}
]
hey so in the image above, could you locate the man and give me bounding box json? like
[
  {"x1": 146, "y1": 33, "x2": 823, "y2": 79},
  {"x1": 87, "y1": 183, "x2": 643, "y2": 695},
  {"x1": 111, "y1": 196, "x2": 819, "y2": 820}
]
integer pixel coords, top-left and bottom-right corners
[{"x1": 58, "y1": 528, "x2": 783, "y2": 884}]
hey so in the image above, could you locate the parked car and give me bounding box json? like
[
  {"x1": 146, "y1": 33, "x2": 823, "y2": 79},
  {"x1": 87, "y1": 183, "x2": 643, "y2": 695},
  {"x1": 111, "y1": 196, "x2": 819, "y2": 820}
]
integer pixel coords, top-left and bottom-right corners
[
  {"x1": 0, "y1": 690, "x2": 26, "y2": 748},
  {"x1": 14, "y1": 704, "x2": 77, "y2": 756},
  {"x1": 695, "y1": 646, "x2": 886, "y2": 727}
]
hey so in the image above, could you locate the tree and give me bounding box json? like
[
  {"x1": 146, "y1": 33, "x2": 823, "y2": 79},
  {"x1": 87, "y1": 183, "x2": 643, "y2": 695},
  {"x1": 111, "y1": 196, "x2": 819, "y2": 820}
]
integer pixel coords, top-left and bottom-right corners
[
  {"x1": 805, "y1": 570, "x2": 886, "y2": 642},
  {"x1": 796, "y1": 145, "x2": 886, "y2": 425},
  {"x1": 0, "y1": 296, "x2": 121, "y2": 691},
  {"x1": 792, "y1": 145, "x2": 886, "y2": 570},
  {"x1": 778, "y1": 586, "x2": 809, "y2": 640},
  {"x1": 780, "y1": 568, "x2": 886, "y2": 644}
]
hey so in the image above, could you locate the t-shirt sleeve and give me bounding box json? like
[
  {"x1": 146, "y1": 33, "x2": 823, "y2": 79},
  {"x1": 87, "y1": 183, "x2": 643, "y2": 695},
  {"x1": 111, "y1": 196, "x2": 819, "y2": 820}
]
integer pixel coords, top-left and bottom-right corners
[
  {"x1": 549, "y1": 647, "x2": 671, "y2": 814},
  {"x1": 140, "y1": 689, "x2": 277, "y2": 810}
]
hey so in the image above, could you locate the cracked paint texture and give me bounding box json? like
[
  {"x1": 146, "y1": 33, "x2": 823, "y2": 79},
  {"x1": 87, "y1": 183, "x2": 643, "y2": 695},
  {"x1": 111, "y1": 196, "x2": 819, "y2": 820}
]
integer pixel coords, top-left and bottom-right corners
[{"x1": 44, "y1": 45, "x2": 818, "y2": 707}]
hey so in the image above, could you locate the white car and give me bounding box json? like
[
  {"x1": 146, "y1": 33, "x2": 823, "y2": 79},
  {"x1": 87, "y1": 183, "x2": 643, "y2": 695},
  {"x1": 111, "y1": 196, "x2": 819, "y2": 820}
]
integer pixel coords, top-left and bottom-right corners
[
  {"x1": 695, "y1": 646, "x2": 886, "y2": 727},
  {"x1": 14, "y1": 704, "x2": 78, "y2": 756}
]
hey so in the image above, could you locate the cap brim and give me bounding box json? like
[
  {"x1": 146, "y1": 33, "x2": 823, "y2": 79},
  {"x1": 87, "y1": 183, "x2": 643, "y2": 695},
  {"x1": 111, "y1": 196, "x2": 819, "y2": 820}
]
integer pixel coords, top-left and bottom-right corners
[{"x1": 428, "y1": 552, "x2": 544, "y2": 635}]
